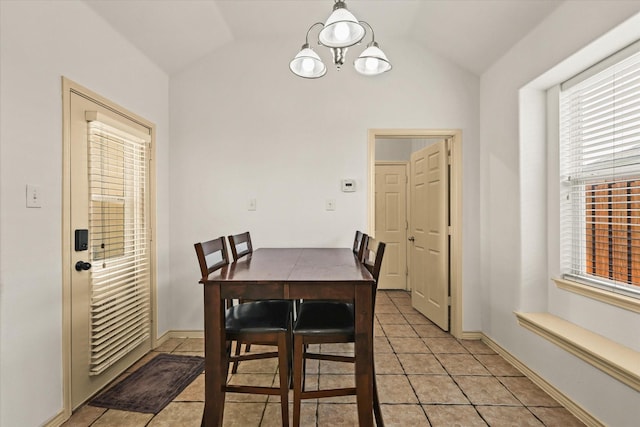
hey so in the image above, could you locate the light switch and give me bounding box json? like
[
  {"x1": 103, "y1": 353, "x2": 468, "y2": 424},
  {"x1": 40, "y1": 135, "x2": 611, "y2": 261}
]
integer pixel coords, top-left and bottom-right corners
[
  {"x1": 326, "y1": 199, "x2": 336, "y2": 211},
  {"x1": 26, "y1": 184, "x2": 41, "y2": 208},
  {"x1": 248, "y1": 198, "x2": 257, "y2": 211}
]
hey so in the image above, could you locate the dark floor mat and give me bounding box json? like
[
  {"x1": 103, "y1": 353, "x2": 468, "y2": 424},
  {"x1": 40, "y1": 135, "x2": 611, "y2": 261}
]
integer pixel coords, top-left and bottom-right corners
[{"x1": 89, "y1": 353, "x2": 204, "y2": 414}]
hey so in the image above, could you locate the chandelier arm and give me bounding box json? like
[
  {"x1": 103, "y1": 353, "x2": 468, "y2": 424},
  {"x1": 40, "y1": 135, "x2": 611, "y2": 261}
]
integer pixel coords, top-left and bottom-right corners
[
  {"x1": 305, "y1": 22, "x2": 325, "y2": 45},
  {"x1": 358, "y1": 21, "x2": 376, "y2": 47}
]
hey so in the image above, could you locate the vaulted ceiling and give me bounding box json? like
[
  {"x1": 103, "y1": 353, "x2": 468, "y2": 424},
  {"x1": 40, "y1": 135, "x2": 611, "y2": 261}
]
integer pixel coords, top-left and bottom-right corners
[{"x1": 84, "y1": 0, "x2": 562, "y2": 76}]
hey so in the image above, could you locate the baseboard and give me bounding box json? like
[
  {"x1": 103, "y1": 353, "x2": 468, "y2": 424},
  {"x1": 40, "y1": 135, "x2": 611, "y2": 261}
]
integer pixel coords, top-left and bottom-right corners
[
  {"x1": 479, "y1": 333, "x2": 605, "y2": 427},
  {"x1": 459, "y1": 330, "x2": 483, "y2": 340},
  {"x1": 155, "y1": 329, "x2": 204, "y2": 349},
  {"x1": 42, "y1": 409, "x2": 67, "y2": 427}
]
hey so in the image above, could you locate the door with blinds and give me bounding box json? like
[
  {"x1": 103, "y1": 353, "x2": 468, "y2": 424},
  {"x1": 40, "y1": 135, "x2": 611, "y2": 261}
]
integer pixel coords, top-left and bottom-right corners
[{"x1": 68, "y1": 87, "x2": 153, "y2": 408}]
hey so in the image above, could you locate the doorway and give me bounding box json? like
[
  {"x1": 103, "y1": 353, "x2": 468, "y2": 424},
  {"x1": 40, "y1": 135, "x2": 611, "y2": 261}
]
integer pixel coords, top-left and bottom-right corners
[
  {"x1": 62, "y1": 78, "x2": 157, "y2": 415},
  {"x1": 368, "y1": 129, "x2": 462, "y2": 338}
]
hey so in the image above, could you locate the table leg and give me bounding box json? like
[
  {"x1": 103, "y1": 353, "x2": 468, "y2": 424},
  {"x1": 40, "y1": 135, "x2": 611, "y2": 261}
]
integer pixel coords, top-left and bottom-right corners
[
  {"x1": 354, "y1": 285, "x2": 374, "y2": 426},
  {"x1": 202, "y1": 284, "x2": 226, "y2": 427}
]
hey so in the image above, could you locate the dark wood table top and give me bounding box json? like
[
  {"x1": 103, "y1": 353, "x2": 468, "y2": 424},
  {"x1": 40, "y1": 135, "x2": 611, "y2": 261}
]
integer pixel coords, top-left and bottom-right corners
[{"x1": 205, "y1": 247, "x2": 373, "y2": 284}]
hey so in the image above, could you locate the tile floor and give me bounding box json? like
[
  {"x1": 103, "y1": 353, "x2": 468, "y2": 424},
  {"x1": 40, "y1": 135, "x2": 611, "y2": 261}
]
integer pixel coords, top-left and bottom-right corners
[{"x1": 63, "y1": 290, "x2": 586, "y2": 426}]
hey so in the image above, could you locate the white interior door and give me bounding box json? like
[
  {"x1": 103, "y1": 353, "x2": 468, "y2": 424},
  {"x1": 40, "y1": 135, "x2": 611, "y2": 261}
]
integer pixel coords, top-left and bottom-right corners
[
  {"x1": 410, "y1": 140, "x2": 449, "y2": 331},
  {"x1": 375, "y1": 163, "x2": 408, "y2": 289},
  {"x1": 68, "y1": 89, "x2": 152, "y2": 408}
]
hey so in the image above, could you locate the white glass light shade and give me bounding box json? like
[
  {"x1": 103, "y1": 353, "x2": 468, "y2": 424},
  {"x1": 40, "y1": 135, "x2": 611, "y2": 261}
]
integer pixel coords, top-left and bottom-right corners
[
  {"x1": 289, "y1": 47, "x2": 327, "y2": 78},
  {"x1": 354, "y1": 44, "x2": 392, "y2": 76},
  {"x1": 318, "y1": 7, "x2": 365, "y2": 48}
]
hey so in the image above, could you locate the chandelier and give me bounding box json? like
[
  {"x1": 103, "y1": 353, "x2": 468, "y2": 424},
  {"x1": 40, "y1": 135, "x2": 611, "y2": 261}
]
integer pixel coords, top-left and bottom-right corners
[{"x1": 289, "y1": 0, "x2": 392, "y2": 79}]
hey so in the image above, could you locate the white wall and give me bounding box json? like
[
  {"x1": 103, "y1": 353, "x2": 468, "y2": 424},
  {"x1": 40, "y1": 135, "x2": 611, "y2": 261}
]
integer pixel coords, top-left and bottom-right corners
[
  {"x1": 375, "y1": 138, "x2": 441, "y2": 161},
  {"x1": 0, "y1": 1, "x2": 170, "y2": 426},
  {"x1": 480, "y1": 1, "x2": 640, "y2": 425},
  {"x1": 376, "y1": 138, "x2": 414, "y2": 161},
  {"x1": 169, "y1": 37, "x2": 481, "y2": 331}
]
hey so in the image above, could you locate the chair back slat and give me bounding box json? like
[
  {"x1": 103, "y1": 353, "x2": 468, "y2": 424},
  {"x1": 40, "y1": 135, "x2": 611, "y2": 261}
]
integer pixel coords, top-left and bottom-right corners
[
  {"x1": 194, "y1": 236, "x2": 229, "y2": 279},
  {"x1": 353, "y1": 230, "x2": 368, "y2": 262},
  {"x1": 364, "y1": 242, "x2": 386, "y2": 286},
  {"x1": 228, "y1": 231, "x2": 253, "y2": 261},
  {"x1": 359, "y1": 235, "x2": 370, "y2": 262},
  {"x1": 352, "y1": 231, "x2": 364, "y2": 253}
]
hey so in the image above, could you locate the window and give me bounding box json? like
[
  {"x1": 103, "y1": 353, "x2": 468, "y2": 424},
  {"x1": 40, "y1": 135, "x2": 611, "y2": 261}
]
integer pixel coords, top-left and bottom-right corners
[
  {"x1": 559, "y1": 42, "x2": 640, "y2": 299},
  {"x1": 87, "y1": 117, "x2": 151, "y2": 375}
]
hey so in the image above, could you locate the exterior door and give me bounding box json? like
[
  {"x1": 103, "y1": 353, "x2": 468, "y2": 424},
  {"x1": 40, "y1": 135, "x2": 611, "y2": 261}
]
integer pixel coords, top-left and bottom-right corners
[
  {"x1": 410, "y1": 140, "x2": 449, "y2": 331},
  {"x1": 67, "y1": 86, "x2": 153, "y2": 408},
  {"x1": 375, "y1": 163, "x2": 408, "y2": 289}
]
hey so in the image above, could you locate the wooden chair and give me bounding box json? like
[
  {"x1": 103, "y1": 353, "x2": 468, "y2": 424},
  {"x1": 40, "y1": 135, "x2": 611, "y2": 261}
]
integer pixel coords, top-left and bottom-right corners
[
  {"x1": 352, "y1": 230, "x2": 368, "y2": 262},
  {"x1": 291, "y1": 242, "x2": 386, "y2": 427},
  {"x1": 194, "y1": 236, "x2": 292, "y2": 427},
  {"x1": 228, "y1": 231, "x2": 253, "y2": 261},
  {"x1": 194, "y1": 235, "x2": 229, "y2": 280}
]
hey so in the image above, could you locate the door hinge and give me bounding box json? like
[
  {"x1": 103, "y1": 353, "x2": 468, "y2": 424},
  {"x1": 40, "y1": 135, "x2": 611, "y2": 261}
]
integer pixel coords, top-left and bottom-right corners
[
  {"x1": 406, "y1": 266, "x2": 409, "y2": 276},
  {"x1": 447, "y1": 296, "x2": 452, "y2": 306},
  {"x1": 406, "y1": 220, "x2": 409, "y2": 230},
  {"x1": 448, "y1": 226, "x2": 452, "y2": 235}
]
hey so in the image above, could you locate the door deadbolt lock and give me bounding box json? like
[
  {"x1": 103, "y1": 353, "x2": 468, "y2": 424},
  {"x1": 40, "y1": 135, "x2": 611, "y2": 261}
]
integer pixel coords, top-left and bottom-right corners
[{"x1": 75, "y1": 261, "x2": 92, "y2": 271}]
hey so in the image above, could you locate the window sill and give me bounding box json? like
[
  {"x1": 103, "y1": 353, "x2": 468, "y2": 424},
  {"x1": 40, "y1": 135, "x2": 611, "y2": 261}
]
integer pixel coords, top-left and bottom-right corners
[
  {"x1": 553, "y1": 278, "x2": 640, "y2": 313},
  {"x1": 515, "y1": 312, "x2": 640, "y2": 392}
]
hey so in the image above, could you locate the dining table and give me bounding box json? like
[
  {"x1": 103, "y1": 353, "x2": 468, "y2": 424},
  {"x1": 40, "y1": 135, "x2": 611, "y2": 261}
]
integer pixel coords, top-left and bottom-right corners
[{"x1": 199, "y1": 247, "x2": 378, "y2": 426}]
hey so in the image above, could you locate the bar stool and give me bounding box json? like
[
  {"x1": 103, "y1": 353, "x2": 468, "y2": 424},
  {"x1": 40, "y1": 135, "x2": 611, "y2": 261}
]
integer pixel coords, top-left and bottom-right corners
[{"x1": 194, "y1": 236, "x2": 292, "y2": 427}]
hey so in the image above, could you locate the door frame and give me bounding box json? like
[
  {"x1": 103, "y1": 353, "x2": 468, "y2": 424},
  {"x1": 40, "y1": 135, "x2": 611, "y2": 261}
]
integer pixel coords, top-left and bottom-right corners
[
  {"x1": 61, "y1": 77, "x2": 158, "y2": 418},
  {"x1": 368, "y1": 129, "x2": 462, "y2": 338}
]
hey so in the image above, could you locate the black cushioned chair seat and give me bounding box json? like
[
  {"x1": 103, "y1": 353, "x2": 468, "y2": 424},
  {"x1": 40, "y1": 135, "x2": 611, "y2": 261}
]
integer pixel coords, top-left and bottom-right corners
[
  {"x1": 293, "y1": 301, "x2": 354, "y2": 335},
  {"x1": 226, "y1": 300, "x2": 292, "y2": 334}
]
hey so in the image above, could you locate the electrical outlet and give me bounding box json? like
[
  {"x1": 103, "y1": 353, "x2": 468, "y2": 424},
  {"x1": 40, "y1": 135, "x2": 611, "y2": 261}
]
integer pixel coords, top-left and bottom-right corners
[
  {"x1": 326, "y1": 199, "x2": 336, "y2": 211},
  {"x1": 26, "y1": 184, "x2": 41, "y2": 208}
]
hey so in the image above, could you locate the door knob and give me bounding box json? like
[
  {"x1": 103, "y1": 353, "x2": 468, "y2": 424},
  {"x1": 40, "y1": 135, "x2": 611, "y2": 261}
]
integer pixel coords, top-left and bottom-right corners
[
  {"x1": 408, "y1": 236, "x2": 415, "y2": 242},
  {"x1": 75, "y1": 261, "x2": 92, "y2": 271}
]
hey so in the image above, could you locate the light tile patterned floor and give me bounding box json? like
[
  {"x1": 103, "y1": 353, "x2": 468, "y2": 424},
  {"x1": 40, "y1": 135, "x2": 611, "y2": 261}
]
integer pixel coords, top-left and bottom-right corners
[{"x1": 63, "y1": 290, "x2": 586, "y2": 426}]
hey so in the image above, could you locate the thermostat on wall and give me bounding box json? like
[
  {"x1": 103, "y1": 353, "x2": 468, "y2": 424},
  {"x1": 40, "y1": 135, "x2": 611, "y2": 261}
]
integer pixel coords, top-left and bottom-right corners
[{"x1": 341, "y1": 179, "x2": 356, "y2": 192}]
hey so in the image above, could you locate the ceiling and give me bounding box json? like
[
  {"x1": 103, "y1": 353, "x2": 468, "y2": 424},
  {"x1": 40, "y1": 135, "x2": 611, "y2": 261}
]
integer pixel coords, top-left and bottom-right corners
[{"x1": 84, "y1": 0, "x2": 563, "y2": 76}]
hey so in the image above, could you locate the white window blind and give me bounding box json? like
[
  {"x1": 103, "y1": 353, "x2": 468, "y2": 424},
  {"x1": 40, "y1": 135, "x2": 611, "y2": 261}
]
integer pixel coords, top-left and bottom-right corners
[
  {"x1": 87, "y1": 118, "x2": 151, "y2": 375},
  {"x1": 560, "y1": 43, "x2": 640, "y2": 299}
]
